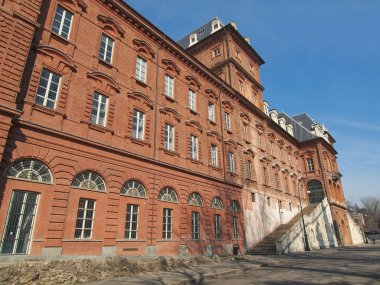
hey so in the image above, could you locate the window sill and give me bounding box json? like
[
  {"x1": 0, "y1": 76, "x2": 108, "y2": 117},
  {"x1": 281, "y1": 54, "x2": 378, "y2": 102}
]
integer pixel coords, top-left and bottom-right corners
[
  {"x1": 210, "y1": 165, "x2": 221, "y2": 171},
  {"x1": 161, "y1": 148, "x2": 179, "y2": 157},
  {"x1": 116, "y1": 239, "x2": 147, "y2": 242},
  {"x1": 50, "y1": 32, "x2": 72, "y2": 46},
  {"x1": 188, "y1": 158, "x2": 203, "y2": 165},
  {"x1": 156, "y1": 239, "x2": 180, "y2": 242},
  {"x1": 32, "y1": 103, "x2": 66, "y2": 117},
  {"x1": 125, "y1": 135, "x2": 151, "y2": 147},
  {"x1": 98, "y1": 58, "x2": 114, "y2": 69},
  {"x1": 62, "y1": 239, "x2": 102, "y2": 242},
  {"x1": 229, "y1": 172, "x2": 237, "y2": 177},
  {"x1": 244, "y1": 139, "x2": 251, "y2": 144},
  {"x1": 85, "y1": 121, "x2": 112, "y2": 133},
  {"x1": 245, "y1": 178, "x2": 256, "y2": 183},
  {"x1": 188, "y1": 108, "x2": 198, "y2": 115},
  {"x1": 133, "y1": 77, "x2": 150, "y2": 88},
  {"x1": 209, "y1": 119, "x2": 217, "y2": 126},
  {"x1": 226, "y1": 129, "x2": 233, "y2": 134},
  {"x1": 164, "y1": 95, "x2": 177, "y2": 103}
]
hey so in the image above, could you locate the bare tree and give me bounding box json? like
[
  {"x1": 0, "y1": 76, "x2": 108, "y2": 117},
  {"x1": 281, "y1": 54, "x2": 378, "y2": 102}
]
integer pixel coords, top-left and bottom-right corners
[{"x1": 360, "y1": 197, "x2": 380, "y2": 232}]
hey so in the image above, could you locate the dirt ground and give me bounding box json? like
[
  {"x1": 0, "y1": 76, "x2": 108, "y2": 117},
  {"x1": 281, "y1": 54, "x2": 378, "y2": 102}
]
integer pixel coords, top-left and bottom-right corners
[{"x1": 0, "y1": 255, "x2": 223, "y2": 285}]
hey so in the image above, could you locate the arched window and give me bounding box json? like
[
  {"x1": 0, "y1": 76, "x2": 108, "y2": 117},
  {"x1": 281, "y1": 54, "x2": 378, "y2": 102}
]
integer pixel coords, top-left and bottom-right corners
[
  {"x1": 71, "y1": 171, "x2": 106, "y2": 192},
  {"x1": 211, "y1": 197, "x2": 224, "y2": 210},
  {"x1": 187, "y1": 192, "x2": 203, "y2": 207},
  {"x1": 158, "y1": 187, "x2": 178, "y2": 203},
  {"x1": 121, "y1": 180, "x2": 146, "y2": 198},
  {"x1": 307, "y1": 180, "x2": 324, "y2": 204},
  {"x1": 230, "y1": 200, "x2": 240, "y2": 212},
  {"x1": 5, "y1": 159, "x2": 52, "y2": 183}
]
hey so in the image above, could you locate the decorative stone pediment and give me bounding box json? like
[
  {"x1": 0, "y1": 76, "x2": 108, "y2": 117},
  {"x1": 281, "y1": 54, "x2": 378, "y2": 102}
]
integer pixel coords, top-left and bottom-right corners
[
  {"x1": 159, "y1": 107, "x2": 181, "y2": 122},
  {"x1": 127, "y1": 92, "x2": 154, "y2": 109},
  {"x1": 162, "y1": 59, "x2": 180, "y2": 75},
  {"x1": 185, "y1": 120, "x2": 203, "y2": 133},
  {"x1": 98, "y1": 15, "x2": 125, "y2": 37},
  {"x1": 185, "y1": 75, "x2": 201, "y2": 89},
  {"x1": 206, "y1": 130, "x2": 222, "y2": 140},
  {"x1": 133, "y1": 39, "x2": 156, "y2": 58},
  {"x1": 36, "y1": 45, "x2": 77, "y2": 71},
  {"x1": 87, "y1": 71, "x2": 120, "y2": 93},
  {"x1": 205, "y1": 89, "x2": 219, "y2": 101}
]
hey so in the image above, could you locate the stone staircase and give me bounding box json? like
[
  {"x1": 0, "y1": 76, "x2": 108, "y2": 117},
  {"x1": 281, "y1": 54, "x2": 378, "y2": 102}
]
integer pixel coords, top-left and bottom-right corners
[{"x1": 250, "y1": 204, "x2": 318, "y2": 255}]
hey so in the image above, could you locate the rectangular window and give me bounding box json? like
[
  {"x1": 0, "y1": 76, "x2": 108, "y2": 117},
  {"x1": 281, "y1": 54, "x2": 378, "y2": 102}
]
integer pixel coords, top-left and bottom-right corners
[
  {"x1": 75, "y1": 198, "x2": 95, "y2": 239},
  {"x1": 136, "y1": 56, "x2": 147, "y2": 82},
  {"x1": 90, "y1": 92, "x2": 108, "y2": 127},
  {"x1": 190, "y1": 135, "x2": 198, "y2": 160},
  {"x1": 238, "y1": 80, "x2": 243, "y2": 92},
  {"x1": 191, "y1": 211, "x2": 200, "y2": 240},
  {"x1": 189, "y1": 89, "x2": 196, "y2": 111},
  {"x1": 0, "y1": 191, "x2": 39, "y2": 254},
  {"x1": 208, "y1": 102, "x2": 215, "y2": 122},
  {"x1": 213, "y1": 48, "x2": 220, "y2": 57},
  {"x1": 225, "y1": 112, "x2": 231, "y2": 131},
  {"x1": 125, "y1": 204, "x2": 139, "y2": 239},
  {"x1": 263, "y1": 166, "x2": 267, "y2": 185},
  {"x1": 162, "y1": 208, "x2": 172, "y2": 239},
  {"x1": 307, "y1": 158, "x2": 315, "y2": 171},
  {"x1": 214, "y1": 214, "x2": 221, "y2": 240},
  {"x1": 274, "y1": 172, "x2": 280, "y2": 189},
  {"x1": 36, "y1": 68, "x2": 61, "y2": 109},
  {"x1": 251, "y1": 192, "x2": 256, "y2": 203},
  {"x1": 243, "y1": 124, "x2": 249, "y2": 141},
  {"x1": 247, "y1": 160, "x2": 252, "y2": 179},
  {"x1": 210, "y1": 145, "x2": 218, "y2": 167},
  {"x1": 233, "y1": 216, "x2": 239, "y2": 239},
  {"x1": 164, "y1": 123, "x2": 175, "y2": 151},
  {"x1": 99, "y1": 33, "x2": 114, "y2": 64},
  {"x1": 52, "y1": 5, "x2": 73, "y2": 39},
  {"x1": 252, "y1": 93, "x2": 257, "y2": 103},
  {"x1": 165, "y1": 74, "x2": 174, "y2": 98},
  {"x1": 132, "y1": 109, "x2": 145, "y2": 140},
  {"x1": 228, "y1": 152, "x2": 235, "y2": 174}
]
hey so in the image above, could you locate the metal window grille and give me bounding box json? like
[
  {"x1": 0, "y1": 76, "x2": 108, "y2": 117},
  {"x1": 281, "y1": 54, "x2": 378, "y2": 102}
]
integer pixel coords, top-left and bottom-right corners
[
  {"x1": 233, "y1": 216, "x2": 239, "y2": 239},
  {"x1": 0, "y1": 191, "x2": 39, "y2": 254},
  {"x1": 214, "y1": 214, "x2": 221, "y2": 240}
]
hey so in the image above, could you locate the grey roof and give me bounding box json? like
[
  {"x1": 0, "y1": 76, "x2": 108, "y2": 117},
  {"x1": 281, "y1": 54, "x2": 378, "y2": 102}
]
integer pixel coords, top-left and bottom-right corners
[
  {"x1": 278, "y1": 112, "x2": 317, "y2": 143},
  {"x1": 177, "y1": 18, "x2": 224, "y2": 49},
  {"x1": 291, "y1": 113, "x2": 317, "y2": 130}
]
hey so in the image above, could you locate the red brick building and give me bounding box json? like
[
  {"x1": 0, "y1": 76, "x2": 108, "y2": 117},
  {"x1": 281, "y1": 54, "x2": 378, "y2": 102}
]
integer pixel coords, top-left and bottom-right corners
[{"x1": 0, "y1": 0, "x2": 351, "y2": 256}]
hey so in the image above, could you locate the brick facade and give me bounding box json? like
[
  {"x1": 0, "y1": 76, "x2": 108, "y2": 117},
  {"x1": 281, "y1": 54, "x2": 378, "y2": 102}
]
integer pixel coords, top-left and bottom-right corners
[{"x1": 0, "y1": 0, "x2": 351, "y2": 256}]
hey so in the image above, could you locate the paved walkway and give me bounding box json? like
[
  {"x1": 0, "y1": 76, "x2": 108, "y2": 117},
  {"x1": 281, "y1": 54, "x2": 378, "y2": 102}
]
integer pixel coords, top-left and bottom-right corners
[{"x1": 86, "y1": 244, "x2": 380, "y2": 285}]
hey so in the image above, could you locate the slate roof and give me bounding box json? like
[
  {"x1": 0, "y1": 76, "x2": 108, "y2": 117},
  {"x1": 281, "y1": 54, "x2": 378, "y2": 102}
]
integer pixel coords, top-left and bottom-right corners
[
  {"x1": 278, "y1": 112, "x2": 317, "y2": 143},
  {"x1": 177, "y1": 18, "x2": 224, "y2": 49}
]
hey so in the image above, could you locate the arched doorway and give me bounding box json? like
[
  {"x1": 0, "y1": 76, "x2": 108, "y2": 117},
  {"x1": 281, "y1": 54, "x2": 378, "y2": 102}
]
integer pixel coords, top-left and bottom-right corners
[{"x1": 307, "y1": 179, "x2": 324, "y2": 204}]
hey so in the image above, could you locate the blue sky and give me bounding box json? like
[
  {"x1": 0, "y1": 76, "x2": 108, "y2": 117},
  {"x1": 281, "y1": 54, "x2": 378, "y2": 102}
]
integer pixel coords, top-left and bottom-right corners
[{"x1": 125, "y1": 0, "x2": 380, "y2": 203}]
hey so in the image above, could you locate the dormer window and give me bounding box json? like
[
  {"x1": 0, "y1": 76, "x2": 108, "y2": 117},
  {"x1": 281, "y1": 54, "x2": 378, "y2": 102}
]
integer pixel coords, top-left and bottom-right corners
[
  {"x1": 211, "y1": 19, "x2": 221, "y2": 33},
  {"x1": 189, "y1": 33, "x2": 197, "y2": 46}
]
